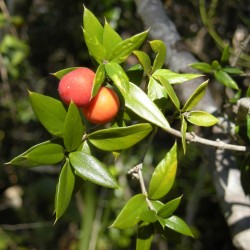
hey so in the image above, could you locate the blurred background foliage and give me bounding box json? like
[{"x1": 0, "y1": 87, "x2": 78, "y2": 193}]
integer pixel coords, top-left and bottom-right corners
[{"x1": 0, "y1": 0, "x2": 249, "y2": 249}]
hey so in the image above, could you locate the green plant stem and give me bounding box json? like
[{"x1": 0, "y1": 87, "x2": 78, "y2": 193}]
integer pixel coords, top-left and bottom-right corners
[{"x1": 78, "y1": 182, "x2": 96, "y2": 250}]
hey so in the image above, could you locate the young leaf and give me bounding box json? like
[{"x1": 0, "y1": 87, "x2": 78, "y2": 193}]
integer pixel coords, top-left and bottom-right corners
[
  {"x1": 189, "y1": 62, "x2": 213, "y2": 73},
  {"x1": 153, "y1": 69, "x2": 202, "y2": 84},
  {"x1": 148, "y1": 142, "x2": 178, "y2": 200},
  {"x1": 119, "y1": 81, "x2": 170, "y2": 130},
  {"x1": 110, "y1": 194, "x2": 148, "y2": 229},
  {"x1": 108, "y1": 30, "x2": 148, "y2": 63},
  {"x1": 55, "y1": 158, "x2": 75, "y2": 222},
  {"x1": 187, "y1": 111, "x2": 218, "y2": 127},
  {"x1": 150, "y1": 40, "x2": 166, "y2": 73},
  {"x1": 139, "y1": 209, "x2": 158, "y2": 223},
  {"x1": 214, "y1": 69, "x2": 239, "y2": 90},
  {"x1": 136, "y1": 222, "x2": 154, "y2": 250},
  {"x1": 92, "y1": 64, "x2": 106, "y2": 97},
  {"x1": 83, "y1": 7, "x2": 105, "y2": 63},
  {"x1": 26, "y1": 143, "x2": 64, "y2": 165},
  {"x1": 220, "y1": 44, "x2": 230, "y2": 64},
  {"x1": 29, "y1": 92, "x2": 67, "y2": 137},
  {"x1": 64, "y1": 102, "x2": 85, "y2": 152},
  {"x1": 133, "y1": 50, "x2": 151, "y2": 75},
  {"x1": 222, "y1": 67, "x2": 244, "y2": 75},
  {"x1": 148, "y1": 77, "x2": 168, "y2": 102},
  {"x1": 153, "y1": 75, "x2": 180, "y2": 110},
  {"x1": 105, "y1": 62, "x2": 129, "y2": 92},
  {"x1": 52, "y1": 67, "x2": 78, "y2": 79},
  {"x1": 181, "y1": 114, "x2": 187, "y2": 154},
  {"x1": 69, "y1": 152, "x2": 118, "y2": 189},
  {"x1": 164, "y1": 215, "x2": 194, "y2": 237},
  {"x1": 102, "y1": 20, "x2": 122, "y2": 55},
  {"x1": 181, "y1": 80, "x2": 208, "y2": 112},
  {"x1": 88, "y1": 123, "x2": 153, "y2": 151},
  {"x1": 157, "y1": 196, "x2": 183, "y2": 218}
]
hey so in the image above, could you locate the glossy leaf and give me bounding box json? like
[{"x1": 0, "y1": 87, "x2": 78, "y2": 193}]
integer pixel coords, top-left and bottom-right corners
[
  {"x1": 148, "y1": 77, "x2": 168, "y2": 102},
  {"x1": 55, "y1": 158, "x2": 75, "y2": 221},
  {"x1": 164, "y1": 215, "x2": 194, "y2": 237},
  {"x1": 150, "y1": 200, "x2": 164, "y2": 212},
  {"x1": 109, "y1": 30, "x2": 148, "y2": 63},
  {"x1": 7, "y1": 140, "x2": 59, "y2": 168},
  {"x1": 153, "y1": 75, "x2": 180, "y2": 110},
  {"x1": 102, "y1": 20, "x2": 122, "y2": 55},
  {"x1": 214, "y1": 69, "x2": 239, "y2": 90},
  {"x1": 105, "y1": 62, "x2": 129, "y2": 92},
  {"x1": 29, "y1": 92, "x2": 67, "y2": 137},
  {"x1": 119, "y1": 81, "x2": 170, "y2": 130},
  {"x1": 64, "y1": 102, "x2": 85, "y2": 152},
  {"x1": 69, "y1": 152, "x2": 118, "y2": 189},
  {"x1": 26, "y1": 143, "x2": 64, "y2": 165},
  {"x1": 139, "y1": 209, "x2": 158, "y2": 223},
  {"x1": 187, "y1": 111, "x2": 218, "y2": 127},
  {"x1": 150, "y1": 40, "x2": 166, "y2": 73},
  {"x1": 181, "y1": 80, "x2": 208, "y2": 112},
  {"x1": 157, "y1": 196, "x2": 183, "y2": 218},
  {"x1": 181, "y1": 115, "x2": 187, "y2": 154},
  {"x1": 153, "y1": 69, "x2": 202, "y2": 84},
  {"x1": 52, "y1": 67, "x2": 78, "y2": 79},
  {"x1": 133, "y1": 50, "x2": 151, "y2": 75},
  {"x1": 92, "y1": 64, "x2": 105, "y2": 97},
  {"x1": 88, "y1": 123, "x2": 153, "y2": 151},
  {"x1": 136, "y1": 222, "x2": 154, "y2": 250},
  {"x1": 110, "y1": 194, "x2": 147, "y2": 229},
  {"x1": 148, "y1": 142, "x2": 178, "y2": 200},
  {"x1": 189, "y1": 62, "x2": 213, "y2": 73}
]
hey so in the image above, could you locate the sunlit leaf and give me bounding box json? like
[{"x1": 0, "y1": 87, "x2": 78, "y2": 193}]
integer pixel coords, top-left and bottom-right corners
[
  {"x1": 150, "y1": 40, "x2": 166, "y2": 73},
  {"x1": 164, "y1": 215, "x2": 194, "y2": 237},
  {"x1": 181, "y1": 115, "x2": 187, "y2": 154},
  {"x1": 187, "y1": 111, "x2": 218, "y2": 127},
  {"x1": 52, "y1": 67, "x2": 78, "y2": 79},
  {"x1": 157, "y1": 196, "x2": 183, "y2": 218},
  {"x1": 110, "y1": 194, "x2": 148, "y2": 229},
  {"x1": 133, "y1": 50, "x2": 151, "y2": 75},
  {"x1": 64, "y1": 102, "x2": 85, "y2": 152},
  {"x1": 148, "y1": 142, "x2": 178, "y2": 200},
  {"x1": 181, "y1": 80, "x2": 208, "y2": 112},
  {"x1": 69, "y1": 152, "x2": 118, "y2": 188},
  {"x1": 29, "y1": 92, "x2": 67, "y2": 137},
  {"x1": 88, "y1": 123, "x2": 153, "y2": 151},
  {"x1": 139, "y1": 209, "x2": 158, "y2": 223},
  {"x1": 92, "y1": 64, "x2": 105, "y2": 97},
  {"x1": 189, "y1": 62, "x2": 212, "y2": 73},
  {"x1": 55, "y1": 158, "x2": 75, "y2": 222},
  {"x1": 222, "y1": 67, "x2": 244, "y2": 75},
  {"x1": 214, "y1": 69, "x2": 239, "y2": 90}
]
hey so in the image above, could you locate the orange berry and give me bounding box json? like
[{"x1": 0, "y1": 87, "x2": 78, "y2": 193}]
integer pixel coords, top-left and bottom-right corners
[
  {"x1": 58, "y1": 67, "x2": 95, "y2": 107},
  {"x1": 82, "y1": 87, "x2": 120, "y2": 124}
]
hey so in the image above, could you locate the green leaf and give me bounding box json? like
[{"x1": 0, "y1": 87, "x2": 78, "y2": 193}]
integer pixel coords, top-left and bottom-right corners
[
  {"x1": 126, "y1": 64, "x2": 144, "y2": 85},
  {"x1": 189, "y1": 62, "x2": 213, "y2": 73},
  {"x1": 52, "y1": 67, "x2": 78, "y2": 79},
  {"x1": 26, "y1": 143, "x2": 64, "y2": 165},
  {"x1": 148, "y1": 142, "x2": 178, "y2": 200},
  {"x1": 55, "y1": 158, "x2": 75, "y2": 222},
  {"x1": 211, "y1": 60, "x2": 220, "y2": 69},
  {"x1": 164, "y1": 215, "x2": 194, "y2": 237},
  {"x1": 105, "y1": 62, "x2": 129, "y2": 92},
  {"x1": 153, "y1": 75, "x2": 180, "y2": 110},
  {"x1": 150, "y1": 40, "x2": 166, "y2": 73},
  {"x1": 157, "y1": 196, "x2": 183, "y2": 218},
  {"x1": 69, "y1": 152, "x2": 118, "y2": 188},
  {"x1": 136, "y1": 222, "x2": 154, "y2": 250},
  {"x1": 181, "y1": 80, "x2": 208, "y2": 112},
  {"x1": 139, "y1": 209, "x2": 158, "y2": 223},
  {"x1": 92, "y1": 64, "x2": 106, "y2": 97},
  {"x1": 214, "y1": 69, "x2": 239, "y2": 90},
  {"x1": 181, "y1": 115, "x2": 187, "y2": 154},
  {"x1": 7, "y1": 140, "x2": 61, "y2": 168},
  {"x1": 110, "y1": 194, "x2": 148, "y2": 229},
  {"x1": 222, "y1": 67, "x2": 244, "y2": 75},
  {"x1": 29, "y1": 92, "x2": 67, "y2": 137},
  {"x1": 109, "y1": 30, "x2": 148, "y2": 63},
  {"x1": 83, "y1": 7, "x2": 105, "y2": 63},
  {"x1": 247, "y1": 114, "x2": 250, "y2": 140},
  {"x1": 102, "y1": 20, "x2": 122, "y2": 55},
  {"x1": 64, "y1": 102, "x2": 85, "y2": 152},
  {"x1": 133, "y1": 51, "x2": 151, "y2": 75},
  {"x1": 153, "y1": 69, "x2": 202, "y2": 84},
  {"x1": 119, "y1": 81, "x2": 170, "y2": 130},
  {"x1": 88, "y1": 123, "x2": 153, "y2": 151},
  {"x1": 221, "y1": 44, "x2": 230, "y2": 64},
  {"x1": 187, "y1": 111, "x2": 218, "y2": 127},
  {"x1": 148, "y1": 77, "x2": 168, "y2": 102}
]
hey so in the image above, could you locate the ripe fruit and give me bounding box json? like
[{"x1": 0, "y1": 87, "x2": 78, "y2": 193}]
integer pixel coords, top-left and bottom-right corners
[
  {"x1": 58, "y1": 67, "x2": 95, "y2": 107},
  {"x1": 82, "y1": 87, "x2": 120, "y2": 124}
]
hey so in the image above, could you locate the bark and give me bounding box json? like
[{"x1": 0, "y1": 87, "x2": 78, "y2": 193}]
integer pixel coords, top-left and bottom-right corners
[{"x1": 134, "y1": 0, "x2": 250, "y2": 249}]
